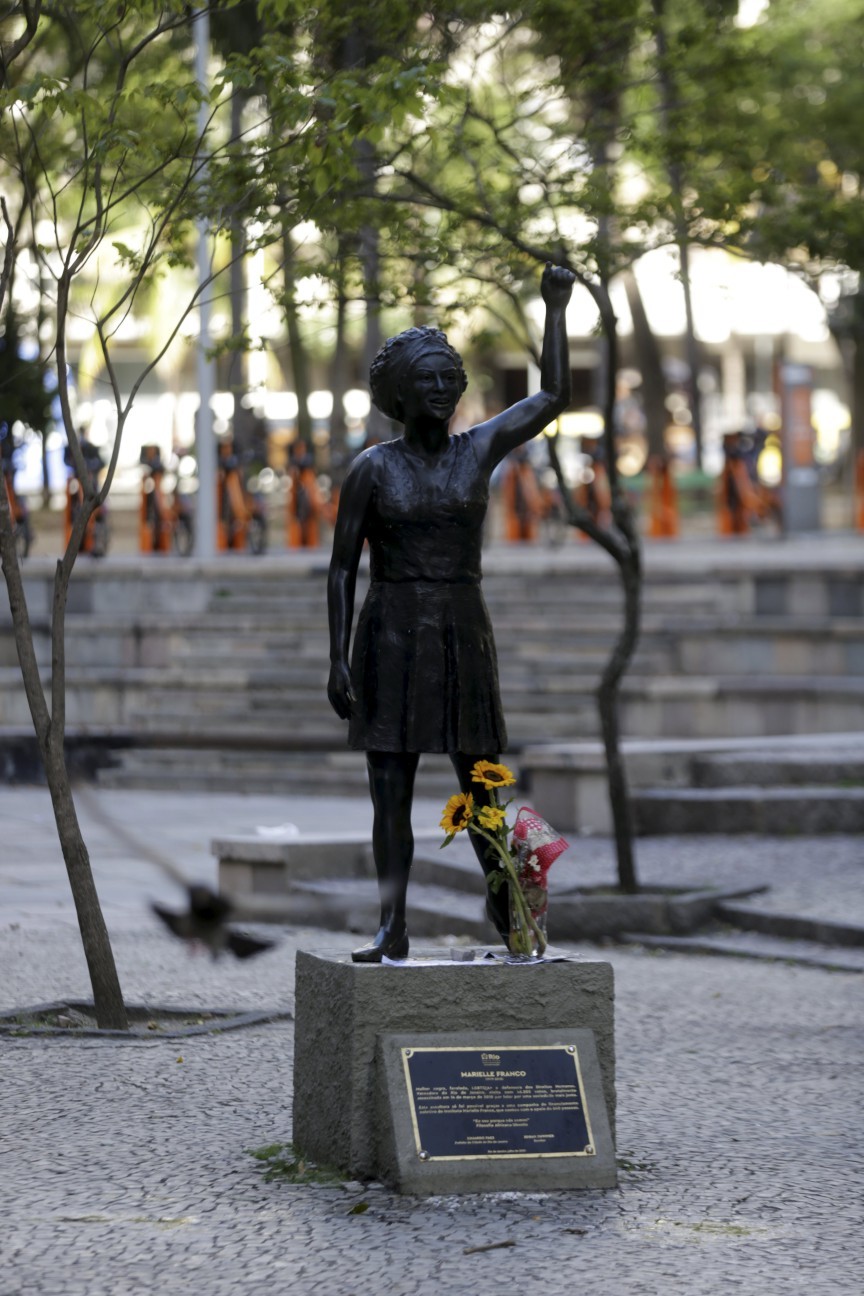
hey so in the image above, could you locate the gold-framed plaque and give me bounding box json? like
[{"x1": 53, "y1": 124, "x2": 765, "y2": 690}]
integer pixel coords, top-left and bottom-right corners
[
  {"x1": 376, "y1": 1027, "x2": 616, "y2": 1193},
  {"x1": 401, "y1": 1043, "x2": 595, "y2": 1161}
]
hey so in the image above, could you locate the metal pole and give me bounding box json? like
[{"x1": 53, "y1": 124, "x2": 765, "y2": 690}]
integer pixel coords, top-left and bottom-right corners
[{"x1": 194, "y1": 7, "x2": 217, "y2": 560}]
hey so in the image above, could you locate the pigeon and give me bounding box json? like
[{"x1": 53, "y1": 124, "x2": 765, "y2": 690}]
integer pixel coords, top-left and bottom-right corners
[{"x1": 151, "y1": 884, "x2": 275, "y2": 960}]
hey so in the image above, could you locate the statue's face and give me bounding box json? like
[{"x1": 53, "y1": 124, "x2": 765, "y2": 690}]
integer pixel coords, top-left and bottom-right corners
[{"x1": 399, "y1": 351, "x2": 462, "y2": 423}]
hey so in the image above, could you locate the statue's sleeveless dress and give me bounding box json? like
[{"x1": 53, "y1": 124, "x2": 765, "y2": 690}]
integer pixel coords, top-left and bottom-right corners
[{"x1": 348, "y1": 433, "x2": 507, "y2": 754}]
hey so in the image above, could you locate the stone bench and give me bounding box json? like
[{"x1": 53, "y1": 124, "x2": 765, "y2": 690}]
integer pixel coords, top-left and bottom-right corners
[
  {"x1": 521, "y1": 733, "x2": 864, "y2": 834},
  {"x1": 213, "y1": 827, "x2": 442, "y2": 897}
]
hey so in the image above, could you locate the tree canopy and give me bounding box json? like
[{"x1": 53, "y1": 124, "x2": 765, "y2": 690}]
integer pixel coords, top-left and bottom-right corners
[{"x1": 2, "y1": 0, "x2": 861, "y2": 431}]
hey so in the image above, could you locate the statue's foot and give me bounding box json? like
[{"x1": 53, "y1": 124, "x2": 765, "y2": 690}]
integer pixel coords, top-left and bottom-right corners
[{"x1": 351, "y1": 924, "x2": 409, "y2": 963}]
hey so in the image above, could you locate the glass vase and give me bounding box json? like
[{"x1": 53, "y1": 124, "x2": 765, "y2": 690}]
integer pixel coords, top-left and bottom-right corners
[{"x1": 508, "y1": 880, "x2": 548, "y2": 959}]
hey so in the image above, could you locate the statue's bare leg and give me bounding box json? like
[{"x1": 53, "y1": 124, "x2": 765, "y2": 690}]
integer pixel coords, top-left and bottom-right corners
[
  {"x1": 352, "y1": 750, "x2": 419, "y2": 963},
  {"x1": 449, "y1": 751, "x2": 510, "y2": 943}
]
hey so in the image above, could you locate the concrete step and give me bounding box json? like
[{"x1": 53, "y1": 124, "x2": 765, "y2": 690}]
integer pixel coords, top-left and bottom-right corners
[
  {"x1": 10, "y1": 626, "x2": 673, "y2": 676},
  {"x1": 11, "y1": 573, "x2": 864, "y2": 686},
  {"x1": 96, "y1": 748, "x2": 460, "y2": 796},
  {"x1": 714, "y1": 901, "x2": 864, "y2": 948},
  {"x1": 8, "y1": 668, "x2": 864, "y2": 751},
  {"x1": 20, "y1": 615, "x2": 864, "y2": 680},
  {"x1": 622, "y1": 675, "x2": 864, "y2": 741},
  {"x1": 617, "y1": 930, "x2": 864, "y2": 973},
  {"x1": 689, "y1": 750, "x2": 864, "y2": 788},
  {"x1": 633, "y1": 786, "x2": 864, "y2": 835},
  {"x1": 668, "y1": 619, "x2": 864, "y2": 677},
  {"x1": 9, "y1": 542, "x2": 864, "y2": 619},
  {"x1": 97, "y1": 754, "x2": 371, "y2": 795},
  {"x1": 88, "y1": 649, "x2": 664, "y2": 683},
  {"x1": 522, "y1": 733, "x2": 864, "y2": 835},
  {"x1": 37, "y1": 604, "x2": 704, "y2": 636},
  {"x1": 206, "y1": 586, "x2": 719, "y2": 619},
  {"x1": 5, "y1": 552, "x2": 864, "y2": 791}
]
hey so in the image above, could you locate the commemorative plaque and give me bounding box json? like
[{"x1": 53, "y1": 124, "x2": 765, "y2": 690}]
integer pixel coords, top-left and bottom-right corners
[
  {"x1": 402, "y1": 1044, "x2": 594, "y2": 1160},
  {"x1": 376, "y1": 1027, "x2": 616, "y2": 1194}
]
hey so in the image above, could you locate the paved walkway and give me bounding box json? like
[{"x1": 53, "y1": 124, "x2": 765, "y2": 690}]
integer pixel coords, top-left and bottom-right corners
[
  {"x1": 1, "y1": 786, "x2": 862, "y2": 1294},
  {"x1": 4, "y1": 784, "x2": 864, "y2": 932}
]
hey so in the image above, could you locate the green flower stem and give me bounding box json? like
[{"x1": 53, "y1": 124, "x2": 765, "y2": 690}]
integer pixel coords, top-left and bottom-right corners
[{"x1": 468, "y1": 822, "x2": 547, "y2": 957}]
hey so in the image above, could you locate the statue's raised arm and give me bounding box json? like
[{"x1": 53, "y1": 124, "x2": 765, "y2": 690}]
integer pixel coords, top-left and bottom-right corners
[{"x1": 471, "y1": 263, "x2": 576, "y2": 471}]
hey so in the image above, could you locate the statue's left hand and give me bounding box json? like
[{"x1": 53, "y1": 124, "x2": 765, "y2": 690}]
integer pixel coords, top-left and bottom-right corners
[
  {"x1": 541, "y1": 262, "x2": 576, "y2": 308},
  {"x1": 327, "y1": 659, "x2": 355, "y2": 720}
]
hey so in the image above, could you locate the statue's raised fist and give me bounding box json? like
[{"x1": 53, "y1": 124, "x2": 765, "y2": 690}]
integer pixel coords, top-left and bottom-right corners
[{"x1": 541, "y1": 262, "x2": 576, "y2": 307}]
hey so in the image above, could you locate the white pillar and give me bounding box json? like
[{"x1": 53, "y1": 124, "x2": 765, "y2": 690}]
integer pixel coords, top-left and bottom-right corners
[{"x1": 721, "y1": 344, "x2": 748, "y2": 428}]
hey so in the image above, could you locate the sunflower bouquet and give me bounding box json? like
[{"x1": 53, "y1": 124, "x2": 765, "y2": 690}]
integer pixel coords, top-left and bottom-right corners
[{"x1": 440, "y1": 760, "x2": 568, "y2": 959}]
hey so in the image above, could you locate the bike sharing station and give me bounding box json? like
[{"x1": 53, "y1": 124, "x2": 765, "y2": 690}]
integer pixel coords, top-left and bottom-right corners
[{"x1": 292, "y1": 950, "x2": 617, "y2": 1195}]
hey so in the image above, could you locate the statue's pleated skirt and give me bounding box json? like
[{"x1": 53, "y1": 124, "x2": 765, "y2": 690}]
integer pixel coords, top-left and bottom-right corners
[{"x1": 348, "y1": 580, "x2": 507, "y2": 755}]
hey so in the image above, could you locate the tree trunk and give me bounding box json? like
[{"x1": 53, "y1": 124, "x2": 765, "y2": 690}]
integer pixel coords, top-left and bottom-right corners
[
  {"x1": 229, "y1": 240, "x2": 253, "y2": 450},
  {"x1": 37, "y1": 258, "x2": 52, "y2": 507},
  {"x1": 852, "y1": 321, "x2": 864, "y2": 528},
  {"x1": 0, "y1": 483, "x2": 127, "y2": 1029},
  {"x1": 551, "y1": 279, "x2": 642, "y2": 893},
  {"x1": 360, "y1": 226, "x2": 387, "y2": 440},
  {"x1": 227, "y1": 93, "x2": 252, "y2": 450},
  {"x1": 282, "y1": 234, "x2": 314, "y2": 449},
  {"x1": 357, "y1": 141, "x2": 389, "y2": 441},
  {"x1": 623, "y1": 268, "x2": 667, "y2": 460},
  {"x1": 652, "y1": 0, "x2": 704, "y2": 467},
  {"x1": 597, "y1": 284, "x2": 641, "y2": 892},
  {"x1": 335, "y1": 29, "x2": 388, "y2": 443},
  {"x1": 44, "y1": 741, "x2": 129, "y2": 1029},
  {"x1": 678, "y1": 236, "x2": 704, "y2": 467},
  {"x1": 597, "y1": 537, "x2": 641, "y2": 895},
  {"x1": 328, "y1": 270, "x2": 350, "y2": 483},
  {"x1": 852, "y1": 295, "x2": 864, "y2": 460}
]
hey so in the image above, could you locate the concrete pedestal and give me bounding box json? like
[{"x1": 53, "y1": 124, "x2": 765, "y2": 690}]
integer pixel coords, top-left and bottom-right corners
[{"x1": 293, "y1": 950, "x2": 615, "y2": 1189}]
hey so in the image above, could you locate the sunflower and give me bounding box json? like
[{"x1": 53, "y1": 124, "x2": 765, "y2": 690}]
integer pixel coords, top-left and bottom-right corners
[
  {"x1": 440, "y1": 792, "x2": 474, "y2": 834},
  {"x1": 471, "y1": 760, "x2": 516, "y2": 790},
  {"x1": 477, "y1": 804, "x2": 506, "y2": 832}
]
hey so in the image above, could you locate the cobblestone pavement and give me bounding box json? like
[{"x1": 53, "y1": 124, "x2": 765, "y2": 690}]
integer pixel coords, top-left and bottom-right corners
[{"x1": 1, "y1": 787, "x2": 862, "y2": 1295}]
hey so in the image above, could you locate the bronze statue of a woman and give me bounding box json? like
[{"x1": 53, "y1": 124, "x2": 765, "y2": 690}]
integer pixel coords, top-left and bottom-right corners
[{"x1": 327, "y1": 263, "x2": 576, "y2": 961}]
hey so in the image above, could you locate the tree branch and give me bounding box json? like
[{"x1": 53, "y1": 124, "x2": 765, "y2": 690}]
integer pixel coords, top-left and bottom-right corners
[{"x1": 0, "y1": 0, "x2": 43, "y2": 87}]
